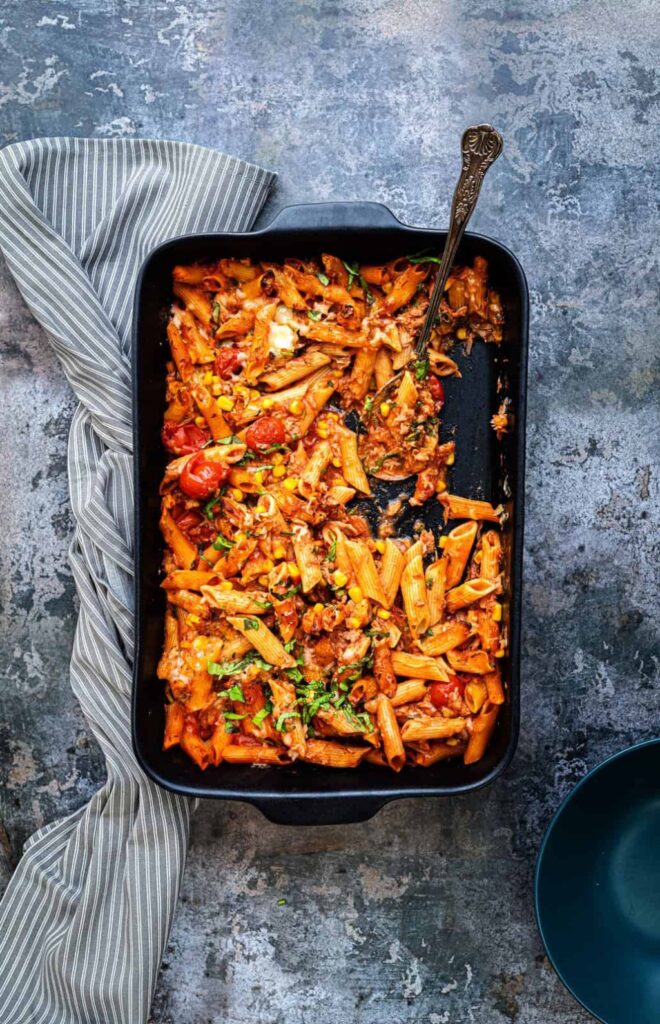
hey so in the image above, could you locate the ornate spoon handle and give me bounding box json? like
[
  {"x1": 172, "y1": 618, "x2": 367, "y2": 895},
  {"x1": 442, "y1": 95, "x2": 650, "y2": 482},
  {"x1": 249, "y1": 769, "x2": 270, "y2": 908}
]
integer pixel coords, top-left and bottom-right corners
[{"x1": 414, "y1": 124, "x2": 503, "y2": 359}]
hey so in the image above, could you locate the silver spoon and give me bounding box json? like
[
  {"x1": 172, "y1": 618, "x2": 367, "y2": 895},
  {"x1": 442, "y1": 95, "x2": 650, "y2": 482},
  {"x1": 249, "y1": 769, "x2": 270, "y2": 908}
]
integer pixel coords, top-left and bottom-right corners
[{"x1": 368, "y1": 123, "x2": 503, "y2": 480}]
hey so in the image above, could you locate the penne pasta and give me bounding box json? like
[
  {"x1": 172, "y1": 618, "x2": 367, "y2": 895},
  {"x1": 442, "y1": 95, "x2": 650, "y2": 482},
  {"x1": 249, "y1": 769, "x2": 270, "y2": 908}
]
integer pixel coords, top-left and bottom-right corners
[
  {"x1": 375, "y1": 694, "x2": 406, "y2": 771},
  {"x1": 227, "y1": 615, "x2": 296, "y2": 668},
  {"x1": 444, "y1": 521, "x2": 478, "y2": 588},
  {"x1": 339, "y1": 428, "x2": 371, "y2": 495},
  {"x1": 439, "y1": 493, "x2": 502, "y2": 523},
  {"x1": 445, "y1": 578, "x2": 498, "y2": 613},
  {"x1": 425, "y1": 557, "x2": 447, "y2": 625},
  {"x1": 390, "y1": 651, "x2": 450, "y2": 681},
  {"x1": 400, "y1": 540, "x2": 430, "y2": 635},
  {"x1": 400, "y1": 716, "x2": 466, "y2": 742}
]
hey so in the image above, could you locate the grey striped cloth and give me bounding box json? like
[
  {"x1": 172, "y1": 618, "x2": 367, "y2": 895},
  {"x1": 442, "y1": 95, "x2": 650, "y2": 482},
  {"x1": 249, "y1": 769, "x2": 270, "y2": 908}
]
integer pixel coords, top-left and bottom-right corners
[{"x1": 0, "y1": 138, "x2": 276, "y2": 1024}]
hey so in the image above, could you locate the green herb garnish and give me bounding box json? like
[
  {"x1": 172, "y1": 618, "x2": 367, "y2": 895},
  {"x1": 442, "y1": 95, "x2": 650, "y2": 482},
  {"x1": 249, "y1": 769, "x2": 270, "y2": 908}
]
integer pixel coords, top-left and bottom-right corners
[
  {"x1": 254, "y1": 599, "x2": 273, "y2": 610},
  {"x1": 211, "y1": 300, "x2": 223, "y2": 323},
  {"x1": 326, "y1": 540, "x2": 337, "y2": 562},
  {"x1": 363, "y1": 395, "x2": 374, "y2": 415},
  {"x1": 208, "y1": 652, "x2": 272, "y2": 679},
  {"x1": 212, "y1": 534, "x2": 234, "y2": 551},
  {"x1": 407, "y1": 251, "x2": 442, "y2": 265},
  {"x1": 227, "y1": 683, "x2": 245, "y2": 702},
  {"x1": 275, "y1": 710, "x2": 300, "y2": 732},
  {"x1": 280, "y1": 585, "x2": 301, "y2": 599},
  {"x1": 368, "y1": 450, "x2": 400, "y2": 474},
  {"x1": 251, "y1": 702, "x2": 273, "y2": 727},
  {"x1": 317, "y1": 272, "x2": 330, "y2": 286},
  {"x1": 413, "y1": 357, "x2": 429, "y2": 381},
  {"x1": 243, "y1": 618, "x2": 260, "y2": 631},
  {"x1": 307, "y1": 309, "x2": 322, "y2": 321},
  {"x1": 224, "y1": 712, "x2": 246, "y2": 721},
  {"x1": 203, "y1": 495, "x2": 222, "y2": 520}
]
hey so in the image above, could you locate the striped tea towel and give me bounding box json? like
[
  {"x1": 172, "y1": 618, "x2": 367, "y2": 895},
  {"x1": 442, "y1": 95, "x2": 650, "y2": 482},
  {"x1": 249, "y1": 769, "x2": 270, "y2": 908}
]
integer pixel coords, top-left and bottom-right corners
[{"x1": 0, "y1": 138, "x2": 276, "y2": 1024}]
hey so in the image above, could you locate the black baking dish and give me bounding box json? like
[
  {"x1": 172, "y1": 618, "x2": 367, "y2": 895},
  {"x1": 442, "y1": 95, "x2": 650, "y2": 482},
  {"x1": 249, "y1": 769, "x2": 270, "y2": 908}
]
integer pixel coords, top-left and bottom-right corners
[{"x1": 132, "y1": 201, "x2": 528, "y2": 825}]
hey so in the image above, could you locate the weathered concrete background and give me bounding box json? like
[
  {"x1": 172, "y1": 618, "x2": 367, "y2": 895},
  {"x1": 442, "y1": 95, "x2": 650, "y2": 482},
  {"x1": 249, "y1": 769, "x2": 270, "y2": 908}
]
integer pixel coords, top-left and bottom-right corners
[{"x1": 1, "y1": 2, "x2": 659, "y2": 1022}]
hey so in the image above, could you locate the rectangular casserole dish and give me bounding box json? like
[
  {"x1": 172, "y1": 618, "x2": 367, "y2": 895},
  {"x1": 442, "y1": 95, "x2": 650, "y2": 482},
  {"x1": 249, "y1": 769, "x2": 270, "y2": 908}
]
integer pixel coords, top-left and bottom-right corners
[{"x1": 132, "y1": 201, "x2": 528, "y2": 825}]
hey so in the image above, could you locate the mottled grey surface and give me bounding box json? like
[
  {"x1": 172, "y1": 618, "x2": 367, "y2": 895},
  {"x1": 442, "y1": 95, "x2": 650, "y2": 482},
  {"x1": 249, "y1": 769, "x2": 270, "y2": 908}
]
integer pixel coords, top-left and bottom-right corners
[{"x1": 1, "y1": 1, "x2": 659, "y2": 1022}]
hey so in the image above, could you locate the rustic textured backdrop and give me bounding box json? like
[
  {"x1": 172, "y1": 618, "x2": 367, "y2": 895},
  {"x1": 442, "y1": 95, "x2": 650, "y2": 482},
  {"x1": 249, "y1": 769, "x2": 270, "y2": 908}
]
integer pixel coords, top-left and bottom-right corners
[{"x1": 1, "y1": 2, "x2": 658, "y2": 1022}]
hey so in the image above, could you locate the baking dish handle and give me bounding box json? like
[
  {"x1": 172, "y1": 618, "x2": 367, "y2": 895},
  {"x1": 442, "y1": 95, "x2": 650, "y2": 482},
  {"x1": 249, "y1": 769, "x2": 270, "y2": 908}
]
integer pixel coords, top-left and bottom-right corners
[
  {"x1": 251, "y1": 796, "x2": 389, "y2": 826},
  {"x1": 266, "y1": 201, "x2": 403, "y2": 232}
]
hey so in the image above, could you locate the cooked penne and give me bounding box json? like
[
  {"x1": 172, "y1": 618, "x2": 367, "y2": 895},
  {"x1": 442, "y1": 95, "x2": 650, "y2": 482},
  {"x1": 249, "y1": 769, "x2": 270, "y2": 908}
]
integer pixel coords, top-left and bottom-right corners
[
  {"x1": 400, "y1": 540, "x2": 430, "y2": 635},
  {"x1": 425, "y1": 557, "x2": 447, "y2": 625},
  {"x1": 301, "y1": 739, "x2": 368, "y2": 768},
  {"x1": 439, "y1": 494, "x2": 502, "y2": 522},
  {"x1": 390, "y1": 652, "x2": 450, "y2": 681},
  {"x1": 201, "y1": 586, "x2": 272, "y2": 615},
  {"x1": 375, "y1": 694, "x2": 405, "y2": 771},
  {"x1": 420, "y1": 620, "x2": 472, "y2": 656},
  {"x1": 292, "y1": 525, "x2": 324, "y2": 592},
  {"x1": 480, "y1": 529, "x2": 502, "y2": 580},
  {"x1": 446, "y1": 648, "x2": 493, "y2": 675},
  {"x1": 464, "y1": 705, "x2": 499, "y2": 764},
  {"x1": 390, "y1": 679, "x2": 428, "y2": 707},
  {"x1": 339, "y1": 428, "x2": 371, "y2": 495},
  {"x1": 380, "y1": 539, "x2": 406, "y2": 608},
  {"x1": 299, "y1": 440, "x2": 333, "y2": 497},
  {"x1": 345, "y1": 538, "x2": 388, "y2": 606},
  {"x1": 227, "y1": 615, "x2": 295, "y2": 668},
  {"x1": 400, "y1": 716, "x2": 466, "y2": 742},
  {"x1": 222, "y1": 743, "x2": 291, "y2": 765},
  {"x1": 260, "y1": 350, "x2": 330, "y2": 390},
  {"x1": 444, "y1": 521, "x2": 478, "y2": 588},
  {"x1": 445, "y1": 578, "x2": 498, "y2": 613},
  {"x1": 163, "y1": 702, "x2": 185, "y2": 749}
]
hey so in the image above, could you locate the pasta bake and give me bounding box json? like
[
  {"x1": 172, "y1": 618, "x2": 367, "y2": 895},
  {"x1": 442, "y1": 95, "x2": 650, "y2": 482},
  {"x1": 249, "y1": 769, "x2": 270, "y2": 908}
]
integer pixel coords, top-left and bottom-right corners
[{"x1": 157, "y1": 252, "x2": 507, "y2": 771}]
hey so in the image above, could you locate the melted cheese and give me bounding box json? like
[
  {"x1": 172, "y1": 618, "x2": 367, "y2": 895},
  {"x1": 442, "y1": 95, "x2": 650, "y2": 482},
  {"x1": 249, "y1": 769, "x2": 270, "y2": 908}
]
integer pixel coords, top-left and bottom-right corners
[{"x1": 268, "y1": 321, "x2": 297, "y2": 356}]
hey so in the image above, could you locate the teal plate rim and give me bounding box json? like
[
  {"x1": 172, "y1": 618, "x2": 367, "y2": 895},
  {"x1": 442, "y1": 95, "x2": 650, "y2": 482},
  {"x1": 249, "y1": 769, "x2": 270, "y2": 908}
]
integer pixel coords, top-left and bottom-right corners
[{"x1": 534, "y1": 736, "x2": 660, "y2": 1024}]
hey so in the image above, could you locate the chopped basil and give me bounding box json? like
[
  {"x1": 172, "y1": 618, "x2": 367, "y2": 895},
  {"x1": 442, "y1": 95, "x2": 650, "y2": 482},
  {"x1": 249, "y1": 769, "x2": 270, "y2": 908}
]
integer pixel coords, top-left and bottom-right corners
[
  {"x1": 212, "y1": 534, "x2": 234, "y2": 551},
  {"x1": 208, "y1": 651, "x2": 272, "y2": 679},
  {"x1": 307, "y1": 309, "x2": 322, "y2": 321},
  {"x1": 363, "y1": 395, "x2": 374, "y2": 415},
  {"x1": 211, "y1": 300, "x2": 223, "y2": 323},
  {"x1": 224, "y1": 712, "x2": 246, "y2": 721},
  {"x1": 275, "y1": 710, "x2": 300, "y2": 732},
  {"x1": 342, "y1": 260, "x2": 359, "y2": 288},
  {"x1": 253, "y1": 599, "x2": 273, "y2": 610},
  {"x1": 261, "y1": 442, "x2": 290, "y2": 455},
  {"x1": 286, "y1": 667, "x2": 305, "y2": 685},
  {"x1": 326, "y1": 540, "x2": 337, "y2": 562},
  {"x1": 280, "y1": 585, "x2": 301, "y2": 599},
  {"x1": 216, "y1": 435, "x2": 240, "y2": 445},
  {"x1": 251, "y1": 702, "x2": 273, "y2": 727},
  {"x1": 283, "y1": 639, "x2": 296, "y2": 653},
  {"x1": 243, "y1": 617, "x2": 260, "y2": 631},
  {"x1": 368, "y1": 450, "x2": 400, "y2": 474},
  {"x1": 407, "y1": 251, "x2": 442, "y2": 265},
  {"x1": 317, "y1": 271, "x2": 330, "y2": 286},
  {"x1": 413, "y1": 357, "x2": 429, "y2": 381},
  {"x1": 227, "y1": 683, "x2": 245, "y2": 702},
  {"x1": 203, "y1": 495, "x2": 222, "y2": 519},
  {"x1": 198, "y1": 551, "x2": 215, "y2": 567}
]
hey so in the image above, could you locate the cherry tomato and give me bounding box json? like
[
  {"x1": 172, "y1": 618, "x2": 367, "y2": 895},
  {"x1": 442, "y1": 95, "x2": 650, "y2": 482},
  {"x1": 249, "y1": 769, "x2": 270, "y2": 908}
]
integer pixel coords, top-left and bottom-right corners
[
  {"x1": 214, "y1": 347, "x2": 242, "y2": 379},
  {"x1": 428, "y1": 375, "x2": 445, "y2": 403},
  {"x1": 179, "y1": 453, "x2": 230, "y2": 499},
  {"x1": 245, "y1": 415, "x2": 286, "y2": 451},
  {"x1": 161, "y1": 421, "x2": 210, "y2": 455},
  {"x1": 428, "y1": 675, "x2": 466, "y2": 709}
]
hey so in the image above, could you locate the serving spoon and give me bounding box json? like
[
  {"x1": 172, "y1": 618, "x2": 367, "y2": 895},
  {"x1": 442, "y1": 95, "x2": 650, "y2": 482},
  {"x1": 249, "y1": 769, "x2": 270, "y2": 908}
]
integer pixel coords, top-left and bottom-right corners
[{"x1": 367, "y1": 123, "x2": 503, "y2": 480}]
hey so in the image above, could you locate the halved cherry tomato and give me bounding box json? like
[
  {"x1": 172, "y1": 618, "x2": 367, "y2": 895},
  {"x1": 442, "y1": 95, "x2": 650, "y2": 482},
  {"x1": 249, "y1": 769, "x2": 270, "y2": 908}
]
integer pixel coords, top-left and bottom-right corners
[
  {"x1": 245, "y1": 415, "x2": 286, "y2": 451},
  {"x1": 214, "y1": 347, "x2": 242, "y2": 379},
  {"x1": 428, "y1": 375, "x2": 445, "y2": 403},
  {"x1": 179, "y1": 453, "x2": 230, "y2": 499},
  {"x1": 161, "y1": 421, "x2": 210, "y2": 455},
  {"x1": 428, "y1": 674, "x2": 466, "y2": 709}
]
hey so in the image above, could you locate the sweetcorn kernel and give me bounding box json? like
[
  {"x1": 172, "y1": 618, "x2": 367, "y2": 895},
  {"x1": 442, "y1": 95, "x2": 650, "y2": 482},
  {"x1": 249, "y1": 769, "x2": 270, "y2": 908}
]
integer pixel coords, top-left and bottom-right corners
[
  {"x1": 261, "y1": 396, "x2": 275, "y2": 409},
  {"x1": 203, "y1": 371, "x2": 213, "y2": 385},
  {"x1": 436, "y1": 479, "x2": 447, "y2": 493},
  {"x1": 376, "y1": 608, "x2": 391, "y2": 620},
  {"x1": 494, "y1": 648, "x2": 506, "y2": 658},
  {"x1": 446, "y1": 452, "x2": 455, "y2": 466},
  {"x1": 287, "y1": 562, "x2": 301, "y2": 579},
  {"x1": 273, "y1": 465, "x2": 286, "y2": 478},
  {"x1": 258, "y1": 575, "x2": 270, "y2": 586},
  {"x1": 316, "y1": 424, "x2": 329, "y2": 439},
  {"x1": 374, "y1": 540, "x2": 386, "y2": 555},
  {"x1": 289, "y1": 399, "x2": 304, "y2": 416},
  {"x1": 492, "y1": 603, "x2": 503, "y2": 622},
  {"x1": 235, "y1": 532, "x2": 247, "y2": 543},
  {"x1": 282, "y1": 477, "x2": 299, "y2": 491},
  {"x1": 456, "y1": 327, "x2": 467, "y2": 340},
  {"x1": 313, "y1": 602, "x2": 324, "y2": 614},
  {"x1": 331, "y1": 457, "x2": 342, "y2": 468},
  {"x1": 194, "y1": 416, "x2": 206, "y2": 427},
  {"x1": 333, "y1": 570, "x2": 348, "y2": 588},
  {"x1": 219, "y1": 580, "x2": 234, "y2": 591},
  {"x1": 272, "y1": 452, "x2": 285, "y2": 466},
  {"x1": 348, "y1": 586, "x2": 364, "y2": 603},
  {"x1": 439, "y1": 536, "x2": 448, "y2": 549},
  {"x1": 253, "y1": 470, "x2": 265, "y2": 486},
  {"x1": 379, "y1": 402, "x2": 391, "y2": 418},
  {"x1": 262, "y1": 559, "x2": 275, "y2": 572},
  {"x1": 273, "y1": 544, "x2": 286, "y2": 560},
  {"x1": 231, "y1": 488, "x2": 244, "y2": 501},
  {"x1": 347, "y1": 616, "x2": 362, "y2": 629},
  {"x1": 192, "y1": 637, "x2": 203, "y2": 649},
  {"x1": 212, "y1": 382, "x2": 223, "y2": 396},
  {"x1": 187, "y1": 613, "x2": 200, "y2": 624},
  {"x1": 327, "y1": 413, "x2": 339, "y2": 421},
  {"x1": 216, "y1": 395, "x2": 235, "y2": 411}
]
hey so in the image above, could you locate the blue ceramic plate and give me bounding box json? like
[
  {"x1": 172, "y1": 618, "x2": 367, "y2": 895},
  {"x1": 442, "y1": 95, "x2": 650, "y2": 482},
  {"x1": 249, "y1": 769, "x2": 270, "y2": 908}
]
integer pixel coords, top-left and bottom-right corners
[{"x1": 535, "y1": 739, "x2": 660, "y2": 1024}]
